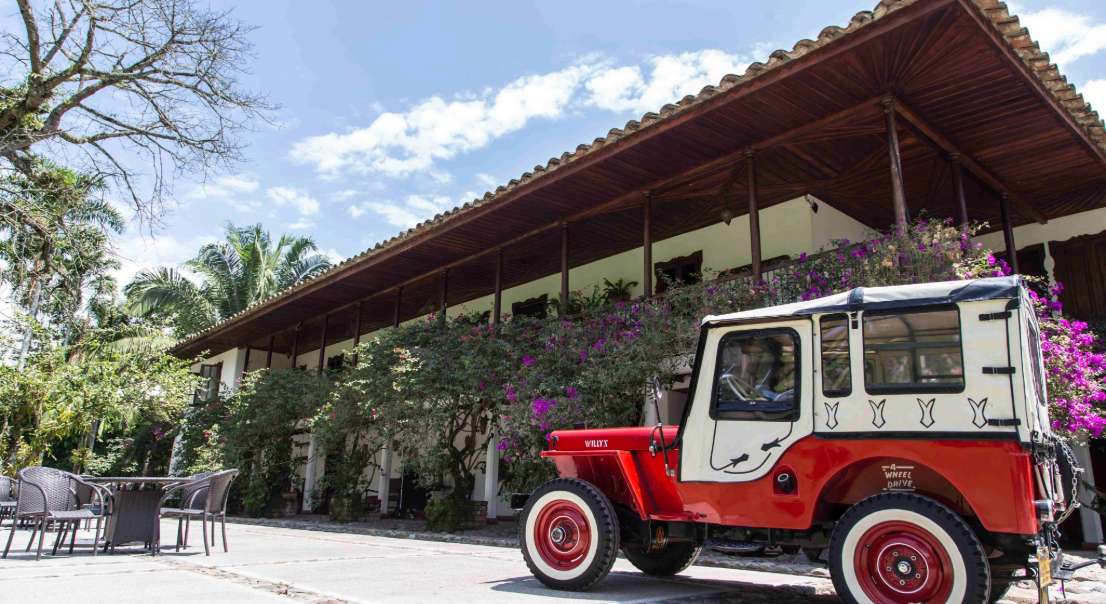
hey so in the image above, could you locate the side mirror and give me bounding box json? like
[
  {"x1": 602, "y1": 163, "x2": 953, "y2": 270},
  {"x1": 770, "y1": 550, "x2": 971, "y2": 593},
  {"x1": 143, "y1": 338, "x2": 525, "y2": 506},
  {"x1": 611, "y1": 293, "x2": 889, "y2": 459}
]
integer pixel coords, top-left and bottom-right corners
[{"x1": 650, "y1": 376, "x2": 665, "y2": 403}]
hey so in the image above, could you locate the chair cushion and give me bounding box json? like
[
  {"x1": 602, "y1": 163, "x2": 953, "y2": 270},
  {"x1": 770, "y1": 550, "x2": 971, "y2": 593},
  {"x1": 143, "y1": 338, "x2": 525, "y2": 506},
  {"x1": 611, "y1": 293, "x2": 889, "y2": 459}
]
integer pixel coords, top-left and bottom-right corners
[
  {"x1": 160, "y1": 507, "x2": 204, "y2": 517},
  {"x1": 48, "y1": 509, "x2": 97, "y2": 520},
  {"x1": 0, "y1": 501, "x2": 15, "y2": 508}
]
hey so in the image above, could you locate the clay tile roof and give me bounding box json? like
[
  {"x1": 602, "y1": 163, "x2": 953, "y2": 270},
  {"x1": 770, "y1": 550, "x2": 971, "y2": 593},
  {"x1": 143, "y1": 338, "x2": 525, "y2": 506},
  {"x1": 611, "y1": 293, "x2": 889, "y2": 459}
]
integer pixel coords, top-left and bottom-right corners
[{"x1": 170, "y1": 0, "x2": 1106, "y2": 355}]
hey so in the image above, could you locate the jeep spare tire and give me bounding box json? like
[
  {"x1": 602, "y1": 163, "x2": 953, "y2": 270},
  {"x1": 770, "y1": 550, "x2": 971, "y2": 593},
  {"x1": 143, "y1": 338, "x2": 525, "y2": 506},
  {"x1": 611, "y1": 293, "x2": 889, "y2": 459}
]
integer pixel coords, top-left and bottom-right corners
[
  {"x1": 828, "y1": 492, "x2": 990, "y2": 604},
  {"x1": 520, "y1": 478, "x2": 620, "y2": 591},
  {"x1": 623, "y1": 541, "x2": 701, "y2": 576}
]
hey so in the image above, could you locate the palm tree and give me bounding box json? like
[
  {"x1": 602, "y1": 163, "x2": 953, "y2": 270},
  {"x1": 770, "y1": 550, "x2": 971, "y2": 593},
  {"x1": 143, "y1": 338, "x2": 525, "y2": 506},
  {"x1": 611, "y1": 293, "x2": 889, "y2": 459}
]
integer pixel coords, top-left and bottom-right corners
[{"x1": 125, "y1": 223, "x2": 333, "y2": 337}]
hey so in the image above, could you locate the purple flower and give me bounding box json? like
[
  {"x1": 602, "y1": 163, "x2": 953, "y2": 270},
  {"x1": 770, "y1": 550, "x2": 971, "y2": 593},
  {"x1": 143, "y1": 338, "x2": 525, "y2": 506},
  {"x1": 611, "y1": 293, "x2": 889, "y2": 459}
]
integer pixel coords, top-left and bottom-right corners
[
  {"x1": 521, "y1": 355, "x2": 535, "y2": 367},
  {"x1": 565, "y1": 386, "x2": 579, "y2": 399},
  {"x1": 504, "y1": 383, "x2": 518, "y2": 402},
  {"x1": 532, "y1": 397, "x2": 557, "y2": 417}
]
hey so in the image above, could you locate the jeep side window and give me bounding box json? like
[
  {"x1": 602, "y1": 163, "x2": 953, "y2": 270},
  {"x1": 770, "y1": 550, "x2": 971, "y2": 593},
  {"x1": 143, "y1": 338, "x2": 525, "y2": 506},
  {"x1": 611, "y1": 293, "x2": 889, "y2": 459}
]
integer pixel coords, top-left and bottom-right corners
[
  {"x1": 820, "y1": 314, "x2": 851, "y2": 397},
  {"x1": 712, "y1": 329, "x2": 800, "y2": 420},
  {"x1": 863, "y1": 307, "x2": 964, "y2": 393}
]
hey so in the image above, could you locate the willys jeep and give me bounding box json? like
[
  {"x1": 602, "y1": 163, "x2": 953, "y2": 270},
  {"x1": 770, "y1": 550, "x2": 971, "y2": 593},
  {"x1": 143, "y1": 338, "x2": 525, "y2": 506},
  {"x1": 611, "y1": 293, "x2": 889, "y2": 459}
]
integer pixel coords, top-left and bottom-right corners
[{"x1": 517, "y1": 276, "x2": 1101, "y2": 603}]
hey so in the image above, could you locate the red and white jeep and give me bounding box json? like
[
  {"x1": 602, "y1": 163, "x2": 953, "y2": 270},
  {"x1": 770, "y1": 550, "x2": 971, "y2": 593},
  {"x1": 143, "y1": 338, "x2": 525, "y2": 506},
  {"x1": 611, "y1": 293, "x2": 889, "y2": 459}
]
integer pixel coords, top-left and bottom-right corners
[{"x1": 518, "y1": 276, "x2": 1091, "y2": 603}]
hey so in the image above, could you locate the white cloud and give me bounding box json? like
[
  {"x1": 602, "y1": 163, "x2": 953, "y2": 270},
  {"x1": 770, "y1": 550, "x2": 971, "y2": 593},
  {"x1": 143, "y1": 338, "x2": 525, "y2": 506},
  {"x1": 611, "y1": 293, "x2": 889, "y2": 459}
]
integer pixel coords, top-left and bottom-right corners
[
  {"x1": 1083, "y1": 79, "x2": 1106, "y2": 111},
  {"x1": 475, "y1": 173, "x2": 498, "y2": 188},
  {"x1": 320, "y1": 248, "x2": 345, "y2": 265},
  {"x1": 185, "y1": 174, "x2": 260, "y2": 200},
  {"x1": 1019, "y1": 7, "x2": 1106, "y2": 66},
  {"x1": 353, "y1": 194, "x2": 456, "y2": 228},
  {"x1": 266, "y1": 186, "x2": 320, "y2": 216},
  {"x1": 290, "y1": 48, "x2": 753, "y2": 180},
  {"x1": 290, "y1": 65, "x2": 591, "y2": 178},
  {"x1": 286, "y1": 219, "x2": 316, "y2": 230},
  {"x1": 585, "y1": 49, "x2": 750, "y2": 114},
  {"x1": 110, "y1": 232, "x2": 217, "y2": 288}
]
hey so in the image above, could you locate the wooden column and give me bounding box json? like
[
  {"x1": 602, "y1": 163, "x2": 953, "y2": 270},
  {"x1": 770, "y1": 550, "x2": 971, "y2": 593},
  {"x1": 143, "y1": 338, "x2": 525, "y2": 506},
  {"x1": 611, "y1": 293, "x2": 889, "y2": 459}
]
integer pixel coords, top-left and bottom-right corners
[
  {"x1": 950, "y1": 153, "x2": 969, "y2": 233},
  {"x1": 999, "y1": 193, "x2": 1020, "y2": 274},
  {"x1": 242, "y1": 347, "x2": 251, "y2": 374},
  {"x1": 560, "y1": 221, "x2": 569, "y2": 315},
  {"x1": 642, "y1": 192, "x2": 653, "y2": 297},
  {"x1": 290, "y1": 323, "x2": 301, "y2": 368},
  {"x1": 493, "y1": 248, "x2": 503, "y2": 326},
  {"x1": 351, "y1": 301, "x2": 363, "y2": 367},
  {"x1": 745, "y1": 149, "x2": 763, "y2": 281},
  {"x1": 439, "y1": 269, "x2": 449, "y2": 317},
  {"x1": 393, "y1": 287, "x2": 403, "y2": 328},
  {"x1": 265, "y1": 335, "x2": 274, "y2": 369},
  {"x1": 317, "y1": 313, "x2": 329, "y2": 372},
  {"x1": 882, "y1": 95, "x2": 909, "y2": 232}
]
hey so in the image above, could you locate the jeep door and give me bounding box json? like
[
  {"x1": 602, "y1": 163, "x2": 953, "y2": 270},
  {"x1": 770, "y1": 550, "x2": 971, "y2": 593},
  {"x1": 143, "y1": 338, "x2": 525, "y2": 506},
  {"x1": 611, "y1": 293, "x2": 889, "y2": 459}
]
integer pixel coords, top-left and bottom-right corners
[{"x1": 679, "y1": 318, "x2": 813, "y2": 482}]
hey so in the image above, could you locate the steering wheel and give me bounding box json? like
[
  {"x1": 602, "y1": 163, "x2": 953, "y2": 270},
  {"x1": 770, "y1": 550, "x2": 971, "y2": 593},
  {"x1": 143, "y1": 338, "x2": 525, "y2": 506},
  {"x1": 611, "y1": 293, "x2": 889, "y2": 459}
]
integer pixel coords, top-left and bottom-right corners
[{"x1": 720, "y1": 364, "x2": 758, "y2": 401}]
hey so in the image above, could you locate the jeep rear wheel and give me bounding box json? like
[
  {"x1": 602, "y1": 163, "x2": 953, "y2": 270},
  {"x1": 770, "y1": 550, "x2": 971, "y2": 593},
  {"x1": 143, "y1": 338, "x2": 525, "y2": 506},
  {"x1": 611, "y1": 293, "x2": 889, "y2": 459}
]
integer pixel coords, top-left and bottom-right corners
[
  {"x1": 520, "y1": 478, "x2": 619, "y2": 591},
  {"x1": 829, "y1": 493, "x2": 990, "y2": 604},
  {"x1": 623, "y1": 542, "x2": 701, "y2": 576}
]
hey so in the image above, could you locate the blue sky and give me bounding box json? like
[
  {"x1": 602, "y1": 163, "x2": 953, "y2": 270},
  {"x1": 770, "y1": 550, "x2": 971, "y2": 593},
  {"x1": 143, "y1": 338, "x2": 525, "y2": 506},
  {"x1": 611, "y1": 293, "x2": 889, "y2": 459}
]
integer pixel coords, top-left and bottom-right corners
[{"x1": 111, "y1": 0, "x2": 1106, "y2": 285}]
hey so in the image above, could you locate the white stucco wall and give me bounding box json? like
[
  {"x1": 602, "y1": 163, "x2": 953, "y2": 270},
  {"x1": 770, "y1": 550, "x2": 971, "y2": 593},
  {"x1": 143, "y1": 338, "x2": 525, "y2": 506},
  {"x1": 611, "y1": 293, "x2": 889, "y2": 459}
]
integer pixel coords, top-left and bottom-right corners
[{"x1": 974, "y1": 206, "x2": 1106, "y2": 252}]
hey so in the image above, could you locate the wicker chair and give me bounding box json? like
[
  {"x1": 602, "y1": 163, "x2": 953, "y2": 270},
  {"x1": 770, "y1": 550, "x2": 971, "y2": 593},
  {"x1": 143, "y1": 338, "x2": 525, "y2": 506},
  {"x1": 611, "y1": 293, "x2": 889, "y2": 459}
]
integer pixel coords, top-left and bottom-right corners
[
  {"x1": 164, "y1": 471, "x2": 213, "y2": 551},
  {"x1": 0, "y1": 477, "x2": 15, "y2": 527},
  {"x1": 2, "y1": 467, "x2": 105, "y2": 560},
  {"x1": 159, "y1": 469, "x2": 238, "y2": 555}
]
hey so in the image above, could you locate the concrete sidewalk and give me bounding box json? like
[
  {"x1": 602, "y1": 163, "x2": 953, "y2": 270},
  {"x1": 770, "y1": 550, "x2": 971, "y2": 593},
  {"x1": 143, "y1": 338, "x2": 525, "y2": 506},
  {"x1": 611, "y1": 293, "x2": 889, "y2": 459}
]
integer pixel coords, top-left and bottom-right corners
[
  {"x1": 1, "y1": 519, "x2": 835, "y2": 603},
  {"x1": 1, "y1": 519, "x2": 1102, "y2": 603}
]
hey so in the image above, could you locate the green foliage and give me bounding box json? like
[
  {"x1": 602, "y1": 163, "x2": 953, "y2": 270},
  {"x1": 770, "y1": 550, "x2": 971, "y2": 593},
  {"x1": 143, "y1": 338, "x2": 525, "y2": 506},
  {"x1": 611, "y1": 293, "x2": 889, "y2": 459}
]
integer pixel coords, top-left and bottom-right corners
[
  {"x1": 125, "y1": 223, "x2": 333, "y2": 338},
  {"x1": 180, "y1": 368, "x2": 331, "y2": 516},
  {"x1": 424, "y1": 493, "x2": 472, "y2": 532},
  {"x1": 0, "y1": 330, "x2": 199, "y2": 474}
]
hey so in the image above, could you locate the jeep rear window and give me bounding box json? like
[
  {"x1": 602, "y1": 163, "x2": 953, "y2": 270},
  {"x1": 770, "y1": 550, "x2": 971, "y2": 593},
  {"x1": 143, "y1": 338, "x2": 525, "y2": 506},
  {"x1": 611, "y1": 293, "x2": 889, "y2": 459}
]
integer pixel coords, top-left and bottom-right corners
[
  {"x1": 863, "y1": 307, "x2": 964, "y2": 394},
  {"x1": 712, "y1": 328, "x2": 799, "y2": 421},
  {"x1": 820, "y1": 314, "x2": 852, "y2": 397}
]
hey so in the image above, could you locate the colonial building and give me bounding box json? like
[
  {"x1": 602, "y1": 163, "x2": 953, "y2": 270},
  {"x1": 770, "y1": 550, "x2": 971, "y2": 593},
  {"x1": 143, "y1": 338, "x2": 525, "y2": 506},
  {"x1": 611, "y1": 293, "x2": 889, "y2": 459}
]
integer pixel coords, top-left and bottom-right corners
[{"x1": 173, "y1": 0, "x2": 1106, "y2": 541}]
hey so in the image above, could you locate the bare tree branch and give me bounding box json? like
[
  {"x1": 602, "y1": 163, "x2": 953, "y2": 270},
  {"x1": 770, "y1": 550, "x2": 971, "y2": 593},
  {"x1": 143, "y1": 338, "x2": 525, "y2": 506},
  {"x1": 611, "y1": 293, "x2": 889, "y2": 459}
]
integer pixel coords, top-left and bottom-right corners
[{"x1": 0, "y1": 0, "x2": 272, "y2": 221}]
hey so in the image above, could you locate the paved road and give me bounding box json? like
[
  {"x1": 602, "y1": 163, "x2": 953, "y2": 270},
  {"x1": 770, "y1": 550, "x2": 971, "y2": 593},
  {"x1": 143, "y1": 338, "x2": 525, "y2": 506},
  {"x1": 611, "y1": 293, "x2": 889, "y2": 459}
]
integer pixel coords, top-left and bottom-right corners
[{"x1": 2, "y1": 520, "x2": 837, "y2": 603}]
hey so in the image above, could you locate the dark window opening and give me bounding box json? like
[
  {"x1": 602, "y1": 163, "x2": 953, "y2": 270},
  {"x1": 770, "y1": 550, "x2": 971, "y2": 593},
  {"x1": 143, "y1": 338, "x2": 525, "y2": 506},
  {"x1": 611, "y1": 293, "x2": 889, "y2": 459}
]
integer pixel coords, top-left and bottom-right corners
[
  {"x1": 863, "y1": 308, "x2": 964, "y2": 394},
  {"x1": 820, "y1": 314, "x2": 852, "y2": 397},
  {"x1": 712, "y1": 328, "x2": 800, "y2": 421},
  {"x1": 655, "y1": 251, "x2": 703, "y2": 294},
  {"x1": 512, "y1": 294, "x2": 548, "y2": 320},
  {"x1": 194, "y1": 362, "x2": 222, "y2": 403}
]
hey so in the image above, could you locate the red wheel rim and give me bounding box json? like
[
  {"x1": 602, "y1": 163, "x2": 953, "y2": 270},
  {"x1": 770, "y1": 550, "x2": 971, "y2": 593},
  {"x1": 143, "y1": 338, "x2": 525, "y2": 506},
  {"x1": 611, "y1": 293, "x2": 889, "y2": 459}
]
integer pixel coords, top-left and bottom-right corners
[
  {"x1": 853, "y1": 520, "x2": 954, "y2": 603},
  {"x1": 532, "y1": 498, "x2": 591, "y2": 571}
]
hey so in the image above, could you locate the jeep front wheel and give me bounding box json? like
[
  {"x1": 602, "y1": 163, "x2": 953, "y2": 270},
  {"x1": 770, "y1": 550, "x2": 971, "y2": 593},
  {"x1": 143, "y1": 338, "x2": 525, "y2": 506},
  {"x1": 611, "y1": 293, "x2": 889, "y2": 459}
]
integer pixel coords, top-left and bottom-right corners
[
  {"x1": 520, "y1": 478, "x2": 619, "y2": 591},
  {"x1": 829, "y1": 492, "x2": 990, "y2": 604}
]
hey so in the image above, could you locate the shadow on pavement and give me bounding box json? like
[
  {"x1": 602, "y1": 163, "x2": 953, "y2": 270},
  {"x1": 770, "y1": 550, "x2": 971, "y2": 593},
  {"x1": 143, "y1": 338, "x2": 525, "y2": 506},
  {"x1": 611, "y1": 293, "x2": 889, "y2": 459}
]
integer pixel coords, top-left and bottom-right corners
[{"x1": 487, "y1": 570, "x2": 838, "y2": 602}]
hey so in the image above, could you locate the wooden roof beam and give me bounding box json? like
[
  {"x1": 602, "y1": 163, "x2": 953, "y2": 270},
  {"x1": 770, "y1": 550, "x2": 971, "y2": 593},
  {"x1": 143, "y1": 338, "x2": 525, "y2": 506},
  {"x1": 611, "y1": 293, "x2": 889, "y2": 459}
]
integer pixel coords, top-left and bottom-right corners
[{"x1": 893, "y1": 98, "x2": 1048, "y2": 224}]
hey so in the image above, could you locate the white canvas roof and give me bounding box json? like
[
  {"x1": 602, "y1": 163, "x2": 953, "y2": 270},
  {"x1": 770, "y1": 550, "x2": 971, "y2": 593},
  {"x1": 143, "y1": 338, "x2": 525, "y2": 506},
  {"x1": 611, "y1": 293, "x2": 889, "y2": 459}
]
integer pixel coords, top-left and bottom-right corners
[{"x1": 703, "y1": 276, "x2": 1023, "y2": 325}]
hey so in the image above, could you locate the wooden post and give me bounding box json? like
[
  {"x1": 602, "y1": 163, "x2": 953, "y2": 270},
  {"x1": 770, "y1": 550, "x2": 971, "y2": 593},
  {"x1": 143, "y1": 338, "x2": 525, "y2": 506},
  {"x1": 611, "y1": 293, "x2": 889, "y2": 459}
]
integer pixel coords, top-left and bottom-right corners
[
  {"x1": 265, "y1": 336, "x2": 274, "y2": 369},
  {"x1": 317, "y1": 313, "x2": 329, "y2": 372},
  {"x1": 351, "y1": 301, "x2": 363, "y2": 367},
  {"x1": 1000, "y1": 193, "x2": 1020, "y2": 274},
  {"x1": 493, "y1": 248, "x2": 503, "y2": 326},
  {"x1": 439, "y1": 269, "x2": 449, "y2": 317},
  {"x1": 290, "y1": 323, "x2": 301, "y2": 368},
  {"x1": 745, "y1": 148, "x2": 763, "y2": 281},
  {"x1": 950, "y1": 153, "x2": 969, "y2": 233},
  {"x1": 560, "y1": 221, "x2": 570, "y2": 315},
  {"x1": 883, "y1": 95, "x2": 909, "y2": 232},
  {"x1": 393, "y1": 287, "x2": 402, "y2": 328},
  {"x1": 642, "y1": 193, "x2": 653, "y2": 297},
  {"x1": 242, "y1": 346, "x2": 251, "y2": 374}
]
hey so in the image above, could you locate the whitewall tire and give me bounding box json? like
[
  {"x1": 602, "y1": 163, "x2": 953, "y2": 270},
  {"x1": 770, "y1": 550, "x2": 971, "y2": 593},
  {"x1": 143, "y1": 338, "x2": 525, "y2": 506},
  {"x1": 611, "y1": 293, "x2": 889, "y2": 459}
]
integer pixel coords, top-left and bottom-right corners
[{"x1": 519, "y1": 478, "x2": 619, "y2": 591}]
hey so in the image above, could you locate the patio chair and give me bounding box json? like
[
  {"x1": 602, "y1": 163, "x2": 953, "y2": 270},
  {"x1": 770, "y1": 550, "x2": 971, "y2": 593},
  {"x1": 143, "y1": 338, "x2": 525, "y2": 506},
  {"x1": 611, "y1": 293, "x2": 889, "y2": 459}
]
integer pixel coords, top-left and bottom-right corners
[
  {"x1": 159, "y1": 469, "x2": 238, "y2": 555},
  {"x1": 162, "y1": 471, "x2": 213, "y2": 550},
  {"x1": 0, "y1": 477, "x2": 15, "y2": 527},
  {"x1": 2, "y1": 467, "x2": 105, "y2": 560}
]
